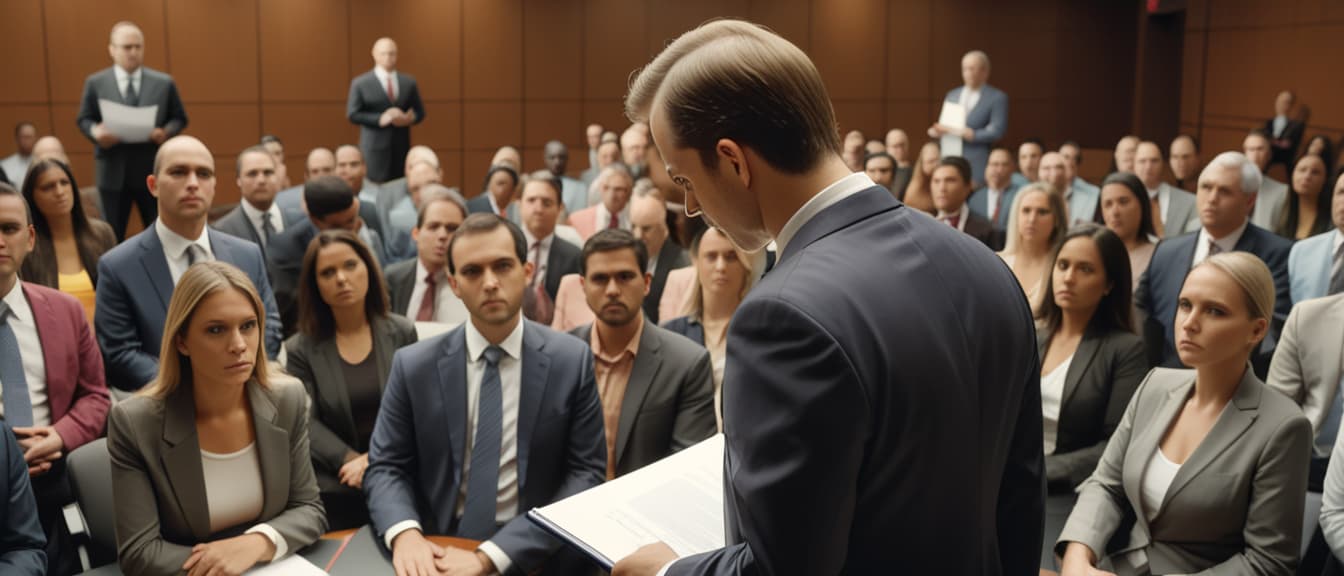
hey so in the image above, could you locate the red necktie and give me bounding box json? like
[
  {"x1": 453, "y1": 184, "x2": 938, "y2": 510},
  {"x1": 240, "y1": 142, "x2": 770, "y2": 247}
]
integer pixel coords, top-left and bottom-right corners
[
  {"x1": 416, "y1": 275, "x2": 436, "y2": 321},
  {"x1": 946, "y1": 214, "x2": 960, "y2": 229},
  {"x1": 386, "y1": 75, "x2": 395, "y2": 101},
  {"x1": 989, "y1": 192, "x2": 1001, "y2": 224},
  {"x1": 608, "y1": 212, "x2": 620, "y2": 230}
]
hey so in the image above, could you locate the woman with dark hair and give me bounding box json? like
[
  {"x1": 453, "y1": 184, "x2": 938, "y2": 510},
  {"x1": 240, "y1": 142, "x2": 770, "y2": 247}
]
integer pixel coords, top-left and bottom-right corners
[
  {"x1": 466, "y1": 164, "x2": 521, "y2": 223},
  {"x1": 283, "y1": 230, "x2": 417, "y2": 529},
  {"x1": 1305, "y1": 134, "x2": 1337, "y2": 174},
  {"x1": 1275, "y1": 153, "x2": 1332, "y2": 241},
  {"x1": 18, "y1": 158, "x2": 116, "y2": 322},
  {"x1": 1098, "y1": 172, "x2": 1157, "y2": 291}
]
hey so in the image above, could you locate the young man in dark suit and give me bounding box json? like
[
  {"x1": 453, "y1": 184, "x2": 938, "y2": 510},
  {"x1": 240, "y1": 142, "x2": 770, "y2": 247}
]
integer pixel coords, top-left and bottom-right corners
[{"x1": 932, "y1": 156, "x2": 1001, "y2": 250}]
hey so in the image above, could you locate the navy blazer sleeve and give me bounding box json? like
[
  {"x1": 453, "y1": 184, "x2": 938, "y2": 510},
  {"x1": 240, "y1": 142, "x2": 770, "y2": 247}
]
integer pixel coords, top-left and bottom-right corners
[
  {"x1": 95, "y1": 253, "x2": 161, "y2": 388},
  {"x1": 0, "y1": 424, "x2": 46, "y2": 575},
  {"x1": 971, "y1": 89, "x2": 1008, "y2": 144},
  {"x1": 364, "y1": 348, "x2": 429, "y2": 539},
  {"x1": 250, "y1": 250, "x2": 284, "y2": 359}
]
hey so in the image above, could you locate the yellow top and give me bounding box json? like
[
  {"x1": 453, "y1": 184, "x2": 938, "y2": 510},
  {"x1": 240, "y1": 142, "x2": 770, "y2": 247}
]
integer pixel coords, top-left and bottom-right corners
[{"x1": 58, "y1": 269, "x2": 96, "y2": 325}]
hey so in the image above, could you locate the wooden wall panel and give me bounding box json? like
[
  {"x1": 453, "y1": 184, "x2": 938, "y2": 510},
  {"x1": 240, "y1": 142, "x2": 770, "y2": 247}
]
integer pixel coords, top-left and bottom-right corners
[
  {"x1": 746, "y1": 0, "x2": 810, "y2": 50},
  {"x1": 524, "y1": 101, "x2": 583, "y2": 151},
  {"x1": 463, "y1": 0, "x2": 522, "y2": 100},
  {"x1": 646, "y1": 0, "x2": 749, "y2": 57},
  {"x1": 583, "y1": 0, "x2": 646, "y2": 99},
  {"x1": 0, "y1": 0, "x2": 49, "y2": 104},
  {"x1": 809, "y1": 0, "x2": 886, "y2": 100},
  {"x1": 165, "y1": 0, "x2": 257, "y2": 103},
  {"x1": 259, "y1": 0, "x2": 349, "y2": 102},
  {"x1": 43, "y1": 0, "x2": 167, "y2": 104},
  {"x1": 260, "y1": 103, "x2": 355, "y2": 157},
  {"x1": 414, "y1": 101, "x2": 463, "y2": 151},
  {"x1": 523, "y1": 0, "x2": 584, "y2": 100},
  {"x1": 885, "y1": 0, "x2": 931, "y2": 100},
  {"x1": 0, "y1": 106, "x2": 53, "y2": 144}
]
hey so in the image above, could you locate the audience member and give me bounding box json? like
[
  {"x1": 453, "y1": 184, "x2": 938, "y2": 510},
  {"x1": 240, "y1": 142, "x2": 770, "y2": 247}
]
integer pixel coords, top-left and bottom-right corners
[
  {"x1": 18, "y1": 159, "x2": 116, "y2": 322},
  {"x1": 569, "y1": 164, "x2": 634, "y2": 240},
  {"x1": 77, "y1": 21, "x2": 188, "y2": 241},
  {"x1": 900, "y1": 141, "x2": 939, "y2": 213},
  {"x1": 259, "y1": 134, "x2": 290, "y2": 189},
  {"x1": 274, "y1": 147, "x2": 337, "y2": 216},
  {"x1": 885, "y1": 128, "x2": 911, "y2": 166},
  {"x1": 491, "y1": 145, "x2": 522, "y2": 172},
  {"x1": 862, "y1": 151, "x2": 897, "y2": 193},
  {"x1": 1169, "y1": 134, "x2": 1202, "y2": 192},
  {"x1": 30, "y1": 136, "x2": 67, "y2": 164},
  {"x1": 1060, "y1": 143, "x2": 1101, "y2": 225},
  {"x1": 569, "y1": 229, "x2": 715, "y2": 478},
  {"x1": 467, "y1": 164, "x2": 521, "y2": 223},
  {"x1": 543, "y1": 140, "x2": 589, "y2": 217},
  {"x1": 1287, "y1": 168, "x2": 1344, "y2": 304},
  {"x1": 1134, "y1": 140, "x2": 1199, "y2": 238},
  {"x1": 1040, "y1": 151, "x2": 1093, "y2": 226},
  {"x1": 1099, "y1": 172, "x2": 1158, "y2": 291},
  {"x1": 107, "y1": 262, "x2": 326, "y2": 576},
  {"x1": 385, "y1": 185, "x2": 471, "y2": 325},
  {"x1": 28, "y1": 136, "x2": 103, "y2": 222},
  {"x1": 999, "y1": 183, "x2": 1069, "y2": 312},
  {"x1": 968, "y1": 147, "x2": 1020, "y2": 229},
  {"x1": 585, "y1": 123, "x2": 603, "y2": 169},
  {"x1": 662, "y1": 227, "x2": 755, "y2": 429},
  {"x1": 96, "y1": 136, "x2": 281, "y2": 390},
  {"x1": 517, "y1": 172, "x2": 581, "y2": 325},
  {"x1": 378, "y1": 146, "x2": 440, "y2": 237},
  {"x1": 1265, "y1": 90, "x2": 1305, "y2": 175},
  {"x1": 335, "y1": 144, "x2": 382, "y2": 206},
  {"x1": 581, "y1": 140, "x2": 621, "y2": 186},
  {"x1": 630, "y1": 192, "x2": 689, "y2": 324},
  {"x1": 347, "y1": 37, "x2": 425, "y2": 183},
  {"x1": 212, "y1": 146, "x2": 303, "y2": 258},
  {"x1": 1268, "y1": 292, "x2": 1344, "y2": 490},
  {"x1": 0, "y1": 182, "x2": 111, "y2": 576},
  {"x1": 1057, "y1": 252, "x2": 1310, "y2": 576},
  {"x1": 364, "y1": 214, "x2": 605, "y2": 576},
  {"x1": 284, "y1": 230, "x2": 417, "y2": 529},
  {"x1": 863, "y1": 140, "x2": 883, "y2": 155},
  {"x1": 1276, "y1": 153, "x2": 1331, "y2": 241},
  {"x1": 1112, "y1": 134, "x2": 1139, "y2": 173},
  {"x1": 0, "y1": 422, "x2": 45, "y2": 574},
  {"x1": 1245, "y1": 130, "x2": 1289, "y2": 231},
  {"x1": 1, "y1": 122, "x2": 36, "y2": 189},
  {"x1": 1305, "y1": 135, "x2": 1337, "y2": 174},
  {"x1": 1016, "y1": 138, "x2": 1044, "y2": 186},
  {"x1": 928, "y1": 50, "x2": 1008, "y2": 184},
  {"x1": 932, "y1": 156, "x2": 998, "y2": 248},
  {"x1": 841, "y1": 129, "x2": 865, "y2": 172},
  {"x1": 1134, "y1": 151, "x2": 1291, "y2": 374},
  {"x1": 621, "y1": 125, "x2": 651, "y2": 180}
]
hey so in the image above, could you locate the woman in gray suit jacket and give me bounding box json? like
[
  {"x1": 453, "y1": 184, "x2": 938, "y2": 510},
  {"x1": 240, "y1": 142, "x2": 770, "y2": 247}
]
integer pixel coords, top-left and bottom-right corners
[
  {"x1": 1057, "y1": 253, "x2": 1312, "y2": 576},
  {"x1": 108, "y1": 262, "x2": 326, "y2": 576},
  {"x1": 284, "y1": 230, "x2": 417, "y2": 529}
]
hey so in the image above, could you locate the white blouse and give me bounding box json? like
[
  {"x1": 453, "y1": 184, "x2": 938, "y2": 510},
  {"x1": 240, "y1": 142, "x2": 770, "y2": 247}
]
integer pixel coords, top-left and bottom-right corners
[
  {"x1": 1140, "y1": 447, "x2": 1182, "y2": 522},
  {"x1": 201, "y1": 443, "x2": 264, "y2": 534},
  {"x1": 1040, "y1": 354, "x2": 1074, "y2": 455}
]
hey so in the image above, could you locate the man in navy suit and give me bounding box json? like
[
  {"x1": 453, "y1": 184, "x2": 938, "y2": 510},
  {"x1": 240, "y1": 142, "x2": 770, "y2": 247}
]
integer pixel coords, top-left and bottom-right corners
[
  {"x1": 616, "y1": 20, "x2": 1042, "y2": 576},
  {"x1": 927, "y1": 50, "x2": 1009, "y2": 186},
  {"x1": 95, "y1": 136, "x2": 282, "y2": 390},
  {"x1": 365, "y1": 213, "x2": 605, "y2": 576},
  {"x1": 0, "y1": 423, "x2": 45, "y2": 575},
  {"x1": 968, "y1": 147, "x2": 1020, "y2": 230},
  {"x1": 1135, "y1": 151, "x2": 1292, "y2": 376},
  {"x1": 347, "y1": 38, "x2": 426, "y2": 183},
  {"x1": 76, "y1": 21, "x2": 189, "y2": 241}
]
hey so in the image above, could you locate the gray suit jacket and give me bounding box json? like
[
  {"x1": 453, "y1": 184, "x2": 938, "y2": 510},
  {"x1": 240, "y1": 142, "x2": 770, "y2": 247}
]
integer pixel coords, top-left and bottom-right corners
[
  {"x1": 76, "y1": 67, "x2": 188, "y2": 190},
  {"x1": 645, "y1": 242, "x2": 691, "y2": 325},
  {"x1": 283, "y1": 315, "x2": 418, "y2": 479},
  {"x1": 1253, "y1": 176, "x2": 1289, "y2": 232},
  {"x1": 212, "y1": 204, "x2": 306, "y2": 259},
  {"x1": 1267, "y1": 293, "x2": 1344, "y2": 457},
  {"x1": 1057, "y1": 367, "x2": 1311, "y2": 575},
  {"x1": 1158, "y1": 183, "x2": 1201, "y2": 236},
  {"x1": 106, "y1": 380, "x2": 327, "y2": 576},
  {"x1": 384, "y1": 258, "x2": 418, "y2": 317},
  {"x1": 568, "y1": 320, "x2": 716, "y2": 476},
  {"x1": 1036, "y1": 327, "x2": 1148, "y2": 491}
]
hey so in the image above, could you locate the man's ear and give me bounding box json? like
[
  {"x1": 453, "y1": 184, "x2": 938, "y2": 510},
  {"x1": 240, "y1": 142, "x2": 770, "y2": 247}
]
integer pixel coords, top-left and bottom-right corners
[{"x1": 716, "y1": 139, "x2": 751, "y2": 189}]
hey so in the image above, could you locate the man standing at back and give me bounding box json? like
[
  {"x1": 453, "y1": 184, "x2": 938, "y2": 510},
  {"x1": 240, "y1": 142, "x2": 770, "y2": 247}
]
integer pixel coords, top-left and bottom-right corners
[
  {"x1": 615, "y1": 19, "x2": 1042, "y2": 576},
  {"x1": 348, "y1": 37, "x2": 425, "y2": 183},
  {"x1": 927, "y1": 50, "x2": 1009, "y2": 186},
  {"x1": 77, "y1": 21, "x2": 188, "y2": 241}
]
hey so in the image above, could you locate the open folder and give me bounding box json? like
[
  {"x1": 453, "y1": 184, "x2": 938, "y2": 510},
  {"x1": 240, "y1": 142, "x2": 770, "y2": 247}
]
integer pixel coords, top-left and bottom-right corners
[{"x1": 527, "y1": 434, "x2": 726, "y2": 570}]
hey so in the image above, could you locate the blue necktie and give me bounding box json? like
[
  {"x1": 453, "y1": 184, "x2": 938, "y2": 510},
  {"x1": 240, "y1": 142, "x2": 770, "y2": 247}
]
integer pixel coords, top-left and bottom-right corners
[
  {"x1": 460, "y1": 345, "x2": 503, "y2": 540},
  {"x1": 0, "y1": 301, "x2": 32, "y2": 427}
]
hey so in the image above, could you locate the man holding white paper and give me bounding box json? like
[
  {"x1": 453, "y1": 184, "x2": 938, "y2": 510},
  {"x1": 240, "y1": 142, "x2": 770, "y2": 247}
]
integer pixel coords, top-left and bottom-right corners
[
  {"x1": 76, "y1": 21, "x2": 188, "y2": 241},
  {"x1": 927, "y1": 50, "x2": 1008, "y2": 188}
]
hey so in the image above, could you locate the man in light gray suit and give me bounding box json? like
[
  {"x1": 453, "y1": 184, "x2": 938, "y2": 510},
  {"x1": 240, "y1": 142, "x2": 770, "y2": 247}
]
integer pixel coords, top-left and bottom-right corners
[
  {"x1": 76, "y1": 21, "x2": 188, "y2": 241},
  {"x1": 212, "y1": 146, "x2": 305, "y2": 259},
  {"x1": 927, "y1": 50, "x2": 1008, "y2": 186},
  {"x1": 568, "y1": 229, "x2": 715, "y2": 479},
  {"x1": 1268, "y1": 293, "x2": 1344, "y2": 487},
  {"x1": 1134, "y1": 141, "x2": 1199, "y2": 237},
  {"x1": 1245, "y1": 130, "x2": 1288, "y2": 231}
]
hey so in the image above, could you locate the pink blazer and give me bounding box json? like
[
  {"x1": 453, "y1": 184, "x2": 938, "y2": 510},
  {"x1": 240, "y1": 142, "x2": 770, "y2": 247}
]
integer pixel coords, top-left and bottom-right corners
[
  {"x1": 658, "y1": 267, "x2": 696, "y2": 323},
  {"x1": 549, "y1": 274, "x2": 595, "y2": 332},
  {"x1": 24, "y1": 282, "x2": 111, "y2": 450},
  {"x1": 567, "y1": 206, "x2": 600, "y2": 241}
]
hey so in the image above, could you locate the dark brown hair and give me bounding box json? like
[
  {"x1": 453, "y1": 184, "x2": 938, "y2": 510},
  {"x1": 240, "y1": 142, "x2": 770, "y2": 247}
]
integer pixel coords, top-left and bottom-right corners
[{"x1": 296, "y1": 230, "x2": 390, "y2": 339}]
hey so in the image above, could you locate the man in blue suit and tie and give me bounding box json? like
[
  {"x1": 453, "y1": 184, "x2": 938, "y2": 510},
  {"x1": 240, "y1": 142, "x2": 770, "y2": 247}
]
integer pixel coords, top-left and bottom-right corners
[
  {"x1": 1287, "y1": 171, "x2": 1344, "y2": 305},
  {"x1": 95, "y1": 136, "x2": 282, "y2": 390},
  {"x1": 365, "y1": 213, "x2": 606, "y2": 576},
  {"x1": 927, "y1": 50, "x2": 1009, "y2": 186},
  {"x1": 968, "y1": 147, "x2": 1020, "y2": 229},
  {"x1": 615, "y1": 20, "x2": 1042, "y2": 576},
  {"x1": 1135, "y1": 151, "x2": 1292, "y2": 375},
  {"x1": 1041, "y1": 151, "x2": 1099, "y2": 226}
]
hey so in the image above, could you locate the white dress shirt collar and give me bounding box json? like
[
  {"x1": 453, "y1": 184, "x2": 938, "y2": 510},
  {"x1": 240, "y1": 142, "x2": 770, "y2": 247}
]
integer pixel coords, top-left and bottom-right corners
[
  {"x1": 776, "y1": 172, "x2": 875, "y2": 255},
  {"x1": 0, "y1": 280, "x2": 32, "y2": 327},
  {"x1": 937, "y1": 204, "x2": 970, "y2": 232},
  {"x1": 238, "y1": 199, "x2": 284, "y2": 240},
  {"x1": 1193, "y1": 219, "x2": 1250, "y2": 265},
  {"x1": 594, "y1": 202, "x2": 629, "y2": 232},
  {"x1": 414, "y1": 258, "x2": 447, "y2": 286},
  {"x1": 113, "y1": 65, "x2": 143, "y2": 85},
  {"x1": 465, "y1": 314, "x2": 525, "y2": 364},
  {"x1": 155, "y1": 219, "x2": 213, "y2": 262}
]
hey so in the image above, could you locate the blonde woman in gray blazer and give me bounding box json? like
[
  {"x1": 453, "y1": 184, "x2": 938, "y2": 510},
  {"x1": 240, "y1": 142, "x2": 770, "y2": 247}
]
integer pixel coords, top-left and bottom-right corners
[
  {"x1": 108, "y1": 262, "x2": 326, "y2": 576},
  {"x1": 1057, "y1": 253, "x2": 1311, "y2": 576}
]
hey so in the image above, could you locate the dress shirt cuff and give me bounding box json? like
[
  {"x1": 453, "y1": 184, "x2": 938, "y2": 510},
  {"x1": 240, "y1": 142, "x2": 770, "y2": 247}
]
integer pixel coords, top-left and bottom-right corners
[
  {"x1": 478, "y1": 540, "x2": 513, "y2": 575},
  {"x1": 245, "y1": 523, "x2": 287, "y2": 561},
  {"x1": 655, "y1": 558, "x2": 678, "y2": 576},
  {"x1": 384, "y1": 520, "x2": 423, "y2": 550}
]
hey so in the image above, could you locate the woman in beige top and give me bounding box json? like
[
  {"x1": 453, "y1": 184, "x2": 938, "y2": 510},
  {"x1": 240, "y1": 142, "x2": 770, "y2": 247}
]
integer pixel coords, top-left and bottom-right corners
[
  {"x1": 1098, "y1": 172, "x2": 1157, "y2": 292},
  {"x1": 998, "y1": 182, "x2": 1069, "y2": 312}
]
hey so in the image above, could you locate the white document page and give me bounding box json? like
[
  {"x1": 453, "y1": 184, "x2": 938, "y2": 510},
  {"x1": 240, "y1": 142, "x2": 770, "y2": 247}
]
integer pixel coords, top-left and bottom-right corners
[
  {"x1": 245, "y1": 555, "x2": 327, "y2": 576},
  {"x1": 97, "y1": 99, "x2": 158, "y2": 143},
  {"x1": 530, "y1": 434, "x2": 725, "y2": 565},
  {"x1": 938, "y1": 101, "x2": 966, "y2": 157}
]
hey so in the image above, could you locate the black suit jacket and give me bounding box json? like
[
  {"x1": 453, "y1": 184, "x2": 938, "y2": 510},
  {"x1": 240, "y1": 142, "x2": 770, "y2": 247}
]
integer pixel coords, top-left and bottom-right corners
[
  {"x1": 669, "y1": 187, "x2": 1043, "y2": 575},
  {"x1": 645, "y1": 241, "x2": 691, "y2": 324},
  {"x1": 963, "y1": 209, "x2": 1003, "y2": 251},
  {"x1": 543, "y1": 237, "x2": 581, "y2": 302},
  {"x1": 384, "y1": 258, "x2": 417, "y2": 317},
  {"x1": 1036, "y1": 326, "x2": 1148, "y2": 492},
  {"x1": 347, "y1": 70, "x2": 425, "y2": 182},
  {"x1": 1264, "y1": 117, "x2": 1305, "y2": 168},
  {"x1": 0, "y1": 423, "x2": 45, "y2": 574},
  {"x1": 76, "y1": 67, "x2": 188, "y2": 190}
]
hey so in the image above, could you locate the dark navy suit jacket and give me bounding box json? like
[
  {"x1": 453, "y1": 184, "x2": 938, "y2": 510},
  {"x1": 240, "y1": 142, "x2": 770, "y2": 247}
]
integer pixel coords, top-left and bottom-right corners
[
  {"x1": 0, "y1": 423, "x2": 45, "y2": 574},
  {"x1": 668, "y1": 186, "x2": 1044, "y2": 575}
]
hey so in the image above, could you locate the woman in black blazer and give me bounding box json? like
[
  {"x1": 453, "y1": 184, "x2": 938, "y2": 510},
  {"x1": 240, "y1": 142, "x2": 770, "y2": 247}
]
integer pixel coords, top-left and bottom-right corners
[
  {"x1": 284, "y1": 230, "x2": 417, "y2": 529},
  {"x1": 1036, "y1": 225, "x2": 1148, "y2": 568}
]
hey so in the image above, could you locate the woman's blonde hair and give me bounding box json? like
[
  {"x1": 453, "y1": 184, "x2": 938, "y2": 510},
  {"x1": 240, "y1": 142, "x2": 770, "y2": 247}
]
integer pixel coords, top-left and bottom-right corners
[
  {"x1": 139, "y1": 261, "x2": 270, "y2": 400},
  {"x1": 680, "y1": 228, "x2": 756, "y2": 320},
  {"x1": 1195, "y1": 252, "x2": 1275, "y2": 322},
  {"x1": 1002, "y1": 182, "x2": 1069, "y2": 255}
]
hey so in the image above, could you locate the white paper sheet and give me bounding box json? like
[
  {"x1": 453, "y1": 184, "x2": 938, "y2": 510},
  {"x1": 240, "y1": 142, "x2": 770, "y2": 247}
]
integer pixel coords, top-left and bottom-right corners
[
  {"x1": 97, "y1": 99, "x2": 158, "y2": 143},
  {"x1": 938, "y1": 101, "x2": 966, "y2": 157},
  {"x1": 245, "y1": 555, "x2": 327, "y2": 575},
  {"x1": 529, "y1": 434, "x2": 725, "y2": 566}
]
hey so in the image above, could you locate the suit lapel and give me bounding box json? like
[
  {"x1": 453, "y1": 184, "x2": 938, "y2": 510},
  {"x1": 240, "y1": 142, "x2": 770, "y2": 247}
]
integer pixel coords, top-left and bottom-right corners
[
  {"x1": 436, "y1": 330, "x2": 468, "y2": 501},
  {"x1": 516, "y1": 322, "x2": 550, "y2": 492},
  {"x1": 24, "y1": 285, "x2": 69, "y2": 415},
  {"x1": 615, "y1": 321, "x2": 661, "y2": 467},
  {"x1": 160, "y1": 385, "x2": 213, "y2": 539},
  {"x1": 313, "y1": 339, "x2": 355, "y2": 440},
  {"x1": 1122, "y1": 375, "x2": 1192, "y2": 526},
  {"x1": 1059, "y1": 333, "x2": 1102, "y2": 411},
  {"x1": 372, "y1": 317, "x2": 396, "y2": 394},
  {"x1": 247, "y1": 381, "x2": 290, "y2": 521},
  {"x1": 1158, "y1": 369, "x2": 1261, "y2": 514},
  {"x1": 138, "y1": 228, "x2": 175, "y2": 310}
]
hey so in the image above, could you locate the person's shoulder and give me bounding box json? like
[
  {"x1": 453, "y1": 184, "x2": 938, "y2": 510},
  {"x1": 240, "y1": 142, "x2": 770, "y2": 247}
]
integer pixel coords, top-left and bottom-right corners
[
  {"x1": 87, "y1": 218, "x2": 117, "y2": 249},
  {"x1": 649, "y1": 323, "x2": 707, "y2": 361},
  {"x1": 384, "y1": 257, "x2": 416, "y2": 278},
  {"x1": 211, "y1": 229, "x2": 265, "y2": 262},
  {"x1": 101, "y1": 228, "x2": 151, "y2": 264},
  {"x1": 110, "y1": 394, "x2": 166, "y2": 432},
  {"x1": 85, "y1": 67, "x2": 115, "y2": 83},
  {"x1": 1096, "y1": 327, "x2": 1144, "y2": 351},
  {"x1": 530, "y1": 320, "x2": 589, "y2": 357},
  {"x1": 20, "y1": 281, "x2": 83, "y2": 316},
  {"x1": 1252, "y1": 376, "x2": 1312, "y2": 428},
  {"x1": 383, "y1": 313, "x2": 417, "y2": 337},
  {"x1": 1246, "y1": 223, "x2": 1293, "y2": 253}
]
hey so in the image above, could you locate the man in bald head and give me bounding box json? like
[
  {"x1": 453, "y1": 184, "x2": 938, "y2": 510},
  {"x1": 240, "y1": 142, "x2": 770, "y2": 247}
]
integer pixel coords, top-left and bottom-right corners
[
  {"x1": 95, "y1": 136, "x2": 282, "y2": 390},
  {"x1": 347, "y1": 37, "x2": 426, "y2": 183},
  {"x1": 77, "y1": 20, "x2": 189, "y2": 241},
  {"x1": 381, "y1": 145, "x2": 442, "y2": 240}
]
